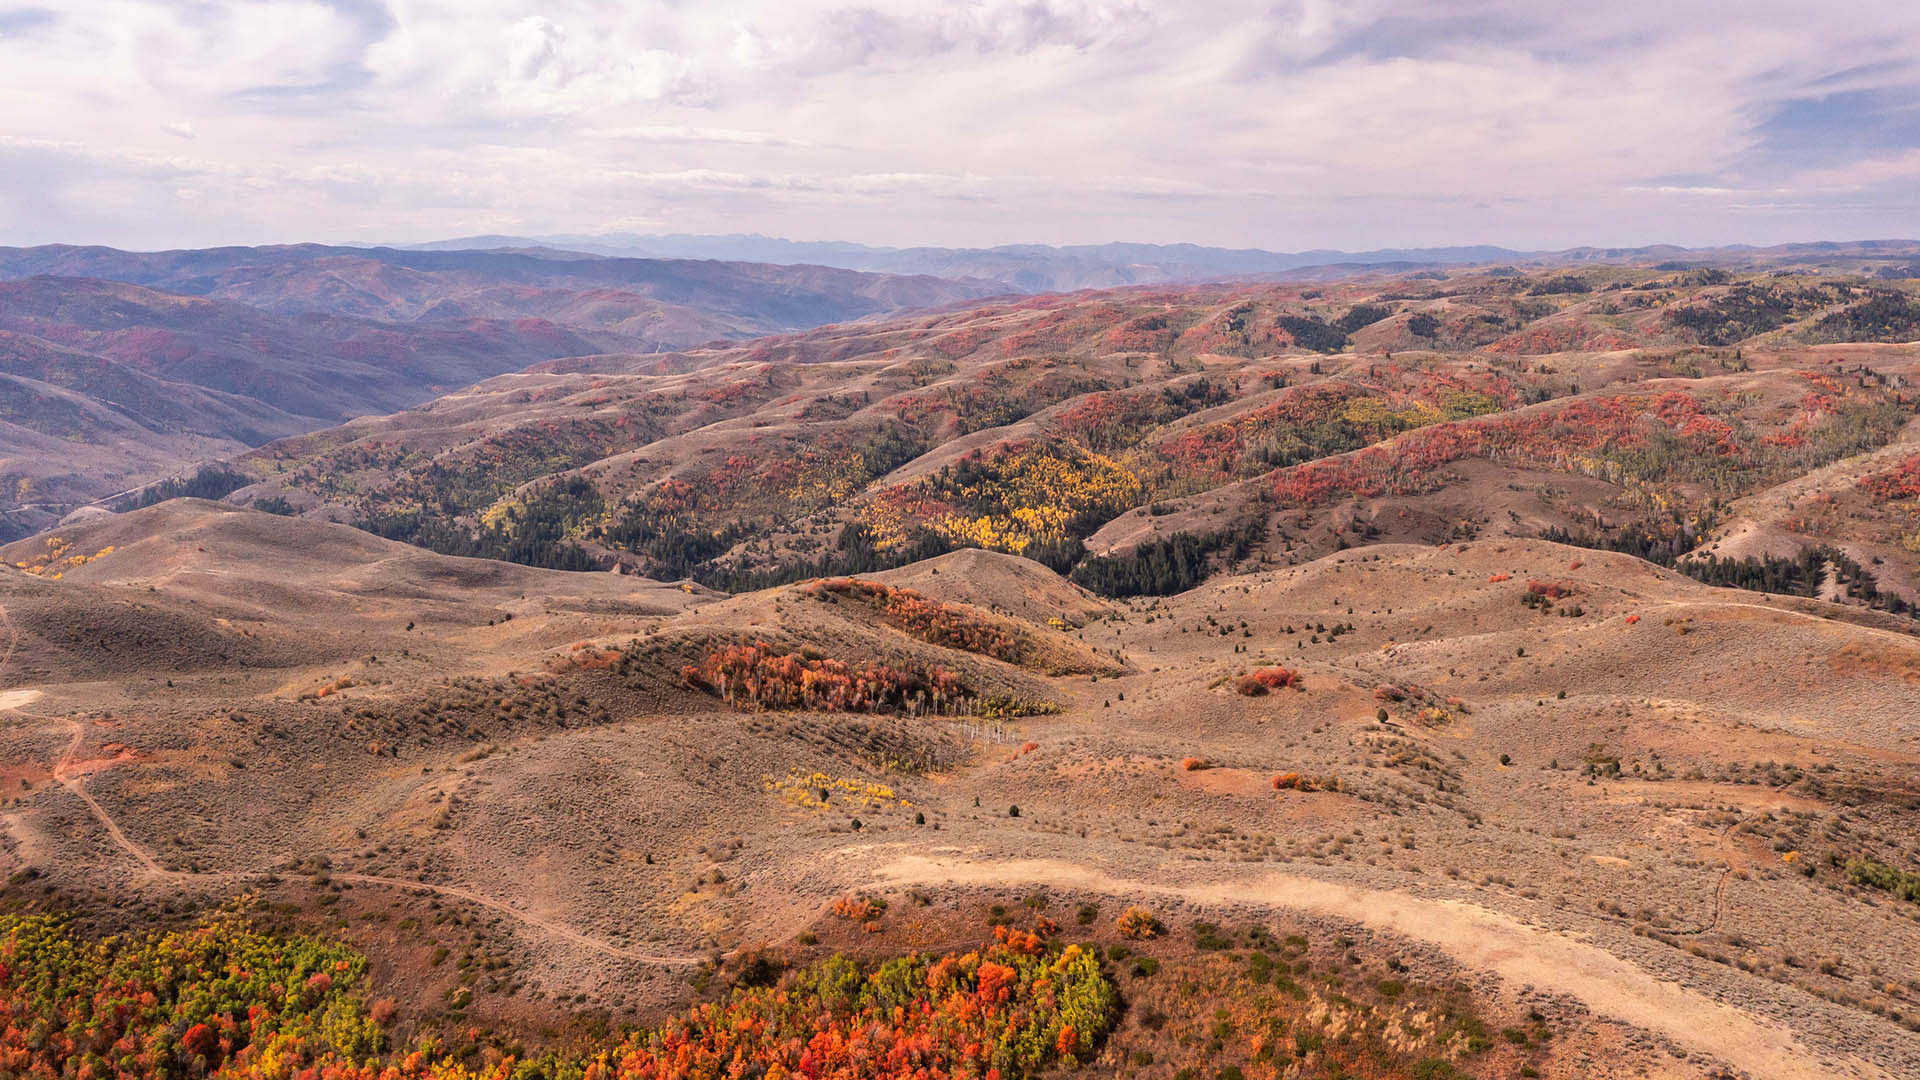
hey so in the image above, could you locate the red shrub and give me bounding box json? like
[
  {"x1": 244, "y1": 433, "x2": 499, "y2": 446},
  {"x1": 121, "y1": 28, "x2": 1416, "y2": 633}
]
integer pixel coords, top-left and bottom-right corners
[{"x1": 1235, "y1": 666, "x2": 1303, "y2": 695}]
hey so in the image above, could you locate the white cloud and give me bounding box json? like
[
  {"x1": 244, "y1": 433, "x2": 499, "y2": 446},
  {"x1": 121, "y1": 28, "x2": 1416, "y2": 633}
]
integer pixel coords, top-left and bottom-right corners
[
  {"x1": 2, "y1": 1, "x2": 1920, "y2": 250},
  {"x1": 579, "y1": 125, "x2": 807, "y2": 146}
]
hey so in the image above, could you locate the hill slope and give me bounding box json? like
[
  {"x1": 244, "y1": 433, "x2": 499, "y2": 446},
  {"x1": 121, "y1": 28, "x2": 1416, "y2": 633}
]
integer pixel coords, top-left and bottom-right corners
[
  {"x1": 2, "y1": 507, "x2": 1916, "y2": 1080},
  {"x1": 0, "y1": 246, "x2": 1003, "y2": 539},
  {"x1": 221, "y1": 263, "x2": 1920, "y2": 624}
]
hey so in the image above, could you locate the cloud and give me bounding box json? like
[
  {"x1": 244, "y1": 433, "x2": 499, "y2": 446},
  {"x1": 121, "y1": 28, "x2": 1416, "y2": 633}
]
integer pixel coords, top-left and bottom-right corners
[
  {"x1": 2, "y1": 1, "x2": 1919, "y2": 250},
  {"x1": 579, "y1": 125, "x2": 807, "y2": 146}
]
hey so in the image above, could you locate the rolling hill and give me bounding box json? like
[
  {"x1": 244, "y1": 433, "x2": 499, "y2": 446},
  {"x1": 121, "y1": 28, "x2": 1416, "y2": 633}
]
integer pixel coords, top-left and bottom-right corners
[
  {"x1": 221, "y1": 262, "x2": 1920, "y2": 625},
  {"x1": 0, "y1": 246, "x2": 1005, "y2": 539},
  {"x1": 2, "y1": 499, "x2": 1917, "y2": 1080}
]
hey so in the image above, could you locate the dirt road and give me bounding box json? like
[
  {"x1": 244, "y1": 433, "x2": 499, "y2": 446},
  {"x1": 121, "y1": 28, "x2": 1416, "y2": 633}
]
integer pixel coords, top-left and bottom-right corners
[{"x1": 872, "y1": 852, "x2": 1891, "y2": 1080}]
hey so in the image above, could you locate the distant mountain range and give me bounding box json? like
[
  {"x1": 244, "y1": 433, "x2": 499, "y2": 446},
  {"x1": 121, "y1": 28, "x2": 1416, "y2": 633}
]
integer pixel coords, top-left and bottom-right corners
[
  {"x1": 0, "y1": 244, "x2": 1003, "y2": 538},
  {"x1": 402, "y1": 234, "x2": 1920, "y2": 293}
]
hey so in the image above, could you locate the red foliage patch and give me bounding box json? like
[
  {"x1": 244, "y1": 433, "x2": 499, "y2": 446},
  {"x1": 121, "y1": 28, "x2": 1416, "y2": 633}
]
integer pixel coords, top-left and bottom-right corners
[
  {"x1": 1234, "y1": 666, "x2": 1304, "y2": 695},
  {"x1": 682, "y1": 641, "x2": 968, "y2": 714},
  {"x1": 810, "y1": 578, "x2": 1020, "y2": 662},
  {"x1": 1862, "y1": 453, "x2": 1920, "y2": 501}
]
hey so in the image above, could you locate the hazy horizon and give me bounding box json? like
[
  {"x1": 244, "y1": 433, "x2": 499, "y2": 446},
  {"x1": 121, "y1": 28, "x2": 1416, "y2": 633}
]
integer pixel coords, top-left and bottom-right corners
[{"x1": 3, "y1": 1, "x2": 1919, "y2": 252}]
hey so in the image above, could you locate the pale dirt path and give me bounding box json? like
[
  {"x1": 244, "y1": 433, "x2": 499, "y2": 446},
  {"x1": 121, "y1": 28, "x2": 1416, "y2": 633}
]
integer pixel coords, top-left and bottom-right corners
[
  {"x1": 871, "y1": 853, "x2": 1892, "y2": 1080},
  {"x1": 0, "y1": 598, "x2": 698, "y2": 968},
  {"x1": 333, "y1": 873, "x2": 700, "y2": 967},
  {"x1": 52, "y1": 716, "x2": 167, "y2": 876}
]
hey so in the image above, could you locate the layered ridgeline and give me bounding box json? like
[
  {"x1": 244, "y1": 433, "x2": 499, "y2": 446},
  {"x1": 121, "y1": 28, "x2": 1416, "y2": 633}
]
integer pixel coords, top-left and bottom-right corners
[
  {"x1": 0, "y1": 245, "x2": 1000, "y2": 539},
  {"x1": 214, "y1": 262, "x2": 1920, "y2": 611}
]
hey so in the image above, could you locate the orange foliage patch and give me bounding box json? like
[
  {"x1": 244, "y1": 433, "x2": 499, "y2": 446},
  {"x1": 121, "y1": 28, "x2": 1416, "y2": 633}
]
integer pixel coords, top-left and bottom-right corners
[
  {"x1": 809, "y1": 578, "x2": 1022, "y2": 663},
  {"x1": 1115, "y1": 906, "x2": 1161, "y2": 940},
  {"x1": 682, "y1": 640, "x2": 969, "y2": 714},
  {"x1": 1234, "y1": 666, "x2": 1304, "y2": 695}
]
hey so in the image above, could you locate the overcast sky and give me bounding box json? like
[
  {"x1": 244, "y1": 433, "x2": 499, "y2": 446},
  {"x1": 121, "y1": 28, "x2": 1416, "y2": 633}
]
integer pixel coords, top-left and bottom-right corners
[{"x1": 2, "y1": 0, "x2": 1918, "y2": 252}]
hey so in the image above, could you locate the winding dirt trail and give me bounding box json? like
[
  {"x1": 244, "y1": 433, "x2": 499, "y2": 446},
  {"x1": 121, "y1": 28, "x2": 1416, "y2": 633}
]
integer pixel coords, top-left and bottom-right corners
[
  {"x1": 52, "y1": 717, "x2": 167, "y2": 876},
  {"x1": 872, "y1": 853, "x2": 1891, "y2": 1080},
  {"x1": 0, "y1": 599, "x2": 698, "y2": 968}
]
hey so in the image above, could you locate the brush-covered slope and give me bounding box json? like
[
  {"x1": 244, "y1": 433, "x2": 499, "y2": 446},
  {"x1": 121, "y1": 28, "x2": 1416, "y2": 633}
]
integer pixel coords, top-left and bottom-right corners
[
  {"x1": 223, "y1": 264, "x2": 1920, "y2": 624},
  {"x1": 5, "y1": 526, "x2": 1919, "y2": 1080},
  {"x1": 0, "y1": 246, "x2": 1002, "y2": 539}
]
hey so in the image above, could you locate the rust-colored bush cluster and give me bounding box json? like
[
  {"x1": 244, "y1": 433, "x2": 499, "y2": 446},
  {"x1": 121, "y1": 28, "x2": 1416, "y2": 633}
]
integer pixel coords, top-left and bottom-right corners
[
  {"x1": 1272, "y1": 772, "x2": 1340, "y2": 792},
  {"x1": 1234, "y1": 666, "x2": 1304, "y2": 695},
  {"x1": 682, "y1": 640, "x2": 970, "y2": 714},
  {"x1": 809, "y1": 578, "x2": 1023, "y2": 662},
  {"x1": 1115, "y1": 906, "x2": 1162, "y2": 940},
  {"x1": 830, "y1": 895, "x2": 885, "y2": 921}
]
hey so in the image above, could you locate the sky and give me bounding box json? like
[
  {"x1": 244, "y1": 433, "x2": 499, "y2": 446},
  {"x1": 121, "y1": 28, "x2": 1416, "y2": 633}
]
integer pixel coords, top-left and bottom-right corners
[{"x1": 2, "y1": 0, "x2": 1919, "y2": 252}]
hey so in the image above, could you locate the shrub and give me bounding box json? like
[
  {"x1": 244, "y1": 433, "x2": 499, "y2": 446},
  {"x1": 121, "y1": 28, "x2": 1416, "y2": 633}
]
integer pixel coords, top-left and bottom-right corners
[
  {"x1": 1272, "y1": 773, "x2": 1338, "y2": 792},
  {"x1": 1192, "y1": 921, "x2": 1233, "y2": 950},
  {"x1": 1182, "y1": 757, "x2": 1211, "y2": 771},
  {"x1": 1234, "y1": 667, "x2": 1303, "y2": 695},
  {"x1": 831, "y1": 895, "x2": 886, "y2": 920},
  {"x1": 1116, "y1": 906, "x2": 1162, "y2": 940}
]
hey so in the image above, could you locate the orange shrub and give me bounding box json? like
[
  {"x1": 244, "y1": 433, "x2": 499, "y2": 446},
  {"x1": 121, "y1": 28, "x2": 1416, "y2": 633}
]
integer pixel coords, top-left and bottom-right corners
[
  {"x1": 1625, "y1": 614, "x2": 1641, "y2": 624},
  {"x1": 831, "y1": 895, "x2": 884, "y2": 921},
  {"x1": 1271, "y1": 773, "x2": 1339, "y2": 792},
  {"x1": 1182, "y1": 757, "x2": 1211, "y2": 771},
  {"x1": 1235, "y1": 666, "x2": 1303, "y2": 695},
  {"x1": 1115, "y1": 906, "x2": 1161, "y2": 940},
  {"x1": 1488, "y1": 573, "x2": 1512, "y2": 583}
]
